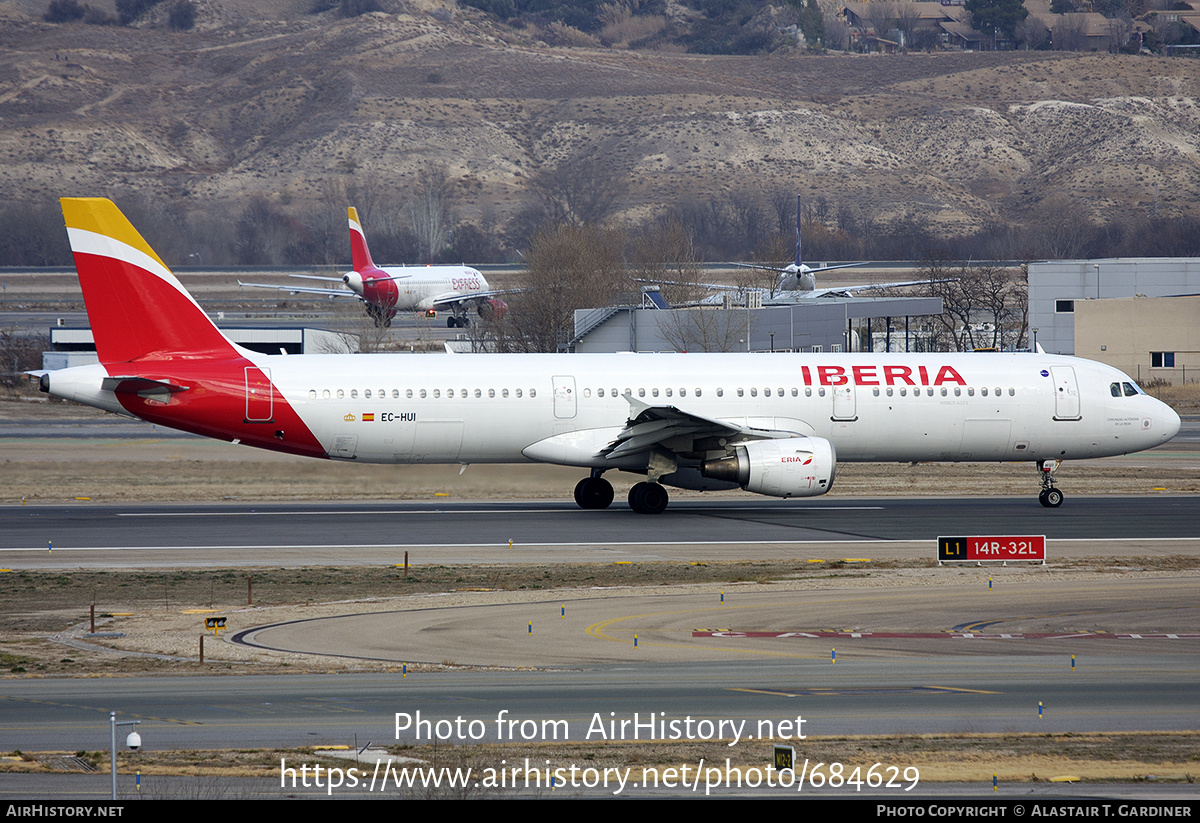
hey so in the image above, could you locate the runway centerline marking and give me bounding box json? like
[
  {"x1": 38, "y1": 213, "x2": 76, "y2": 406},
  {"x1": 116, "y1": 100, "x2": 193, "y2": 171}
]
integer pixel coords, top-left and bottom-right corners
[
  {"x1": 114, "y1": 506, "x2": 888, "y2": 517},
  {"x1": 5, "y1": 537, "x2": 1200, "y2": 552}
]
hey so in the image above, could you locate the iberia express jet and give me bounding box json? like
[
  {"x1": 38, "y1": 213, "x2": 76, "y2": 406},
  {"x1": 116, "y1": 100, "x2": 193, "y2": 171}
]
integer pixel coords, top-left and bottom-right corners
[{"x1": 239, "y1": 207, "x2": 506, "y2": 328}]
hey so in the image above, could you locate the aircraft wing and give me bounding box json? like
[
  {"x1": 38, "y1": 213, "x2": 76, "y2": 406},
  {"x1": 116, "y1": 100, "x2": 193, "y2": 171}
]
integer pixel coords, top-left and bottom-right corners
[
  {"x1": 289, "y1": 274, "x2": 346, "y2": 283},
  {"x1": 429, "y1": 288, "x2": 519, "y2": 309},
  {"x1": 801, "y1": 278, "x2": 954, "y2": 299},
  {"x1": 291, "y1": 273, "x2": 418, "y2": 284},
  {"x1": 732, "y1": 261, "x2": 865, "y2": 274},
  {"x1": 237, "y1": 280, "x2": 359, "y2": 298},
  {"x1": 601, "y1": 397, "x2": 805, "y2": 460}
]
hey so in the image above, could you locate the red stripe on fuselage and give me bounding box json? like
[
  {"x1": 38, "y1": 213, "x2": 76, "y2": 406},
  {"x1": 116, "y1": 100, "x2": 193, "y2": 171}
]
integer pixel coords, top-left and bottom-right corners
[
  {"x1": 110, "y1": 357, "x2": 327, "y2": 459},
  {"x1": 360, "y1": 268, "x2": 399, "y2": 309}
]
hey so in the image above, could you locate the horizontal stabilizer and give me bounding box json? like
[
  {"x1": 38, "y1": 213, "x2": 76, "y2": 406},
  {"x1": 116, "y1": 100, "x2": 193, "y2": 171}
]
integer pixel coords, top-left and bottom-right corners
[{"x1": 101, "y1": 375, "x2": 190, "y2": 404}]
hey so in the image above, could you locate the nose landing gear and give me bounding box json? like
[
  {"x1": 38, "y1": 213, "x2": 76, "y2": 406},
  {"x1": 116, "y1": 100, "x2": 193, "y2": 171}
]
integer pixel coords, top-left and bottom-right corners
[{"x1": 1037, "y1": 459, "x2": 1064, "y2": 508}]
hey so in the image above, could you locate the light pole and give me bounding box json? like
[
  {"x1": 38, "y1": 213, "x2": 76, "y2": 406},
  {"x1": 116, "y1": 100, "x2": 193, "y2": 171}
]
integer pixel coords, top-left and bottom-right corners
[
  {"x1": 110, "y1": 712, "x2": 142, "y2": 800},
  {"x1": 1094, "y1": 263, "x2": 1100, "y2": 299}
]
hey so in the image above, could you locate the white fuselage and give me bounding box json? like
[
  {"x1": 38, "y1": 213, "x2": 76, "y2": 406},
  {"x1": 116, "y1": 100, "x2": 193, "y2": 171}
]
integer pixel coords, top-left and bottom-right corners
[
  {"x1": 253, "y1": 351, "x2": 1179, "y2": 467},
  {"x1": 345, "y1": 265, "x2": 488, "y2": 312}
]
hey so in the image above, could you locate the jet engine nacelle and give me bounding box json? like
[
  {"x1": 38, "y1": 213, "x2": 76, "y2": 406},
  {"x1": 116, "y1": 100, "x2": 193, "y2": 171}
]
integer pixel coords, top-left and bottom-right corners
[
  {"x1": 478, "y1": 298, "x2": 507, "y2": 320},
  {"x1": 700, "y1": 436, "x2": 836, "y2": 498}
]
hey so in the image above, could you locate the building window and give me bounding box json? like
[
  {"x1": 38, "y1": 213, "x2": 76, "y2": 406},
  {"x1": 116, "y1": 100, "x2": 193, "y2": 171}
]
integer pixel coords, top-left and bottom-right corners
[
  {"x1": 1055, "y1": 300, "x2": 1074, "y2": 313},
  {"x1": 1151, "y1": 352, "x2": 1175, "y2": 368}
]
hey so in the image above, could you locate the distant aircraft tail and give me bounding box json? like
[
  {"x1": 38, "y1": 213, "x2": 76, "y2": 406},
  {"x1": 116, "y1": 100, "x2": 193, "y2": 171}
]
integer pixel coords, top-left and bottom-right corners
[
  {"x1": 61, "y1": 198, "x2": 239, "y2": 364},
  {"x1": 795, "y1": 194, "x2": 803, "y2": 269},
  {"x1": 347, "y1": 206, "x2": 377, "y2": 273}
]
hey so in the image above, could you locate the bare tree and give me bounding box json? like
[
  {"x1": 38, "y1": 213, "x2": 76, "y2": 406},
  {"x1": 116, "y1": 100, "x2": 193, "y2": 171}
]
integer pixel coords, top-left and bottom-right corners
[
  {"x1": 920, "y1": 254, "x2": 1028, "y2": 352},
  {"x1": 894, "y1": 1, "x2": 922, "y2": 48},
  {"x1": 823, "y1": 3, "x2": 849, "y2": 49},
  {"x1": 408, "y1": 162, "x2": 455, "y2": 262},
  {"x1": 493, "y1": 223, "x2": 628, "y2": 352},
  {"x1": 865, "y1": 0, "x2": 897, "y2": 38},
  {"x1": 1054, "y1": 13, "x2": 1089, "y2": 50},
  {"x1": 1021, "y1": 195, "x2": 1098, "y2": 259},
  {"x1": 1107, "y1": 13, "x2": 1133, "y2": 51},
  {"x1": 628, "y1": 216, "x2": 708, "y2": 306},
  {"x1": 658, "y1": 307, "x2": 748, "y2": 352},
  {"x1": 528, "y1": 153, "x2": 628, "y2": 227},
  {"x1": 319, "y1": 293, "x2": 392, "y2": 353}
]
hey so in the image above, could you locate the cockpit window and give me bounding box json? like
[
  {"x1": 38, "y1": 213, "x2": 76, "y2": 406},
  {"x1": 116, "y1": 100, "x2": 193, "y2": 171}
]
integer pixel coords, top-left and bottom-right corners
[
  {"x1": 1123, "y1": 382, "x2": 1139, "y2": 397},
  {"x1": 1110, "y1": 382, "x2": 1121, "y2": 398}
]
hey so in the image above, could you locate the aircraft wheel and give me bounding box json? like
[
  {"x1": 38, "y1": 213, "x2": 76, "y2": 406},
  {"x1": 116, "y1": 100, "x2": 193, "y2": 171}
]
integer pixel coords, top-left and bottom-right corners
[
  {"x1": 628, "y1": 481, "x2": 668, "y2": 514},
  {"x1": 1044, "y1": 488, "x2": 1064, "y2": 508},
  {"x1": 447, "y1": 317, "x2": 458, "y2": 328},
  {"x1": 1038, "y1": 490, "x2": 1050, "y2": 507},
  {"x1": 574, "y1": 477, "x2": 614, "y2": 510}
]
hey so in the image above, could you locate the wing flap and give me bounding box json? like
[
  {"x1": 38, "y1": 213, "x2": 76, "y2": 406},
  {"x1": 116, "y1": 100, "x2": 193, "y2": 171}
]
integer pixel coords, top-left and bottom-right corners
[{"x1": 600, "y1": 398, "x2": 807, "y2": 460}]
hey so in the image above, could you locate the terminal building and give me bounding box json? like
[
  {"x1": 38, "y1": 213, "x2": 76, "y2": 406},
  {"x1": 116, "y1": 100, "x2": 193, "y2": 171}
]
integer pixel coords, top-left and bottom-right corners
[
  {"x1": 1027, "y1": 257, "x2": 1200, "y2": 385},
  {"x1": 561, "y1": 289, "x2": 944, "y2": 354},
  {"x1": 43, "y1": 326, "x2": 356, "y2": 370}
]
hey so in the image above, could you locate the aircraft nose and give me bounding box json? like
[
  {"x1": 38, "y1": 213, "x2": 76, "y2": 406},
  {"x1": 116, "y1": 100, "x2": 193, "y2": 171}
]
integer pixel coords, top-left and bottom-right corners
[{"x1": 1162, "y1": 403, "x2": 1182, "y2": 442}]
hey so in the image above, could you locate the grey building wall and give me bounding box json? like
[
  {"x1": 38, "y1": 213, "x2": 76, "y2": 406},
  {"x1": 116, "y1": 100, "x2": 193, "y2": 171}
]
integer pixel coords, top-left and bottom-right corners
[
  {"x1": 1028, "y1": 258, "x2": 1200, "y2": 355},
  {"x1": 569, "y1": 298, "x2": 943, "y2": 354}
]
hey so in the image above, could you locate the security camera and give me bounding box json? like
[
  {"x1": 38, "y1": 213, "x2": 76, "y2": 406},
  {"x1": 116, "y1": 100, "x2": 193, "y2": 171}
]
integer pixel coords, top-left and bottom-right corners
[{"x1": 126, "y1": 731, "x2": 141, "y2": 751}]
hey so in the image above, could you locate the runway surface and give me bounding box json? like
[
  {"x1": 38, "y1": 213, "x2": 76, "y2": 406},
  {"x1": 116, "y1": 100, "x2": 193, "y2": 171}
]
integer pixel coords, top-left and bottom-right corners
[
  {"x1": 1, "y1": 496, "x2": 1197, "y2": 568},
  {"x1": 3, "y1": 655, "x2": 1198, "y2": 751}
]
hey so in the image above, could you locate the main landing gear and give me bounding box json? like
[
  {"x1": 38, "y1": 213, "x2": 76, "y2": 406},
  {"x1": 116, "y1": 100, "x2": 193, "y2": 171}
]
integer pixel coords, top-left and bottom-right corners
[
  {"x1": 572, "y1": 474, "x2": 669, "y2": 514},
  {"x1": 627, "y1": 481, "x2": 669, "y2": 515},
  {"x1": 447, "y1": 315, "x2": 470, "y2": 328},
  {"x1": 366, "y1": 305, "x2": 393, "y2": 328},
  {"x1": 1037, "y1": 459, "x2": 1064, "y2": 508},
  {"x1": 573, "y1": 474, "x2": 614, "y2": 509}
]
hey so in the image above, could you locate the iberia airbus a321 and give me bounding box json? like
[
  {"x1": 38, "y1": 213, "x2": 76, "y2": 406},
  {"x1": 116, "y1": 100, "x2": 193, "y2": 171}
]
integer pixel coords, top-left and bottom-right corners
[
  {"x1": 238, "y1": 206, "x2": 507, "y2": 328},
  {"x1": 42, "y1": 198, "x2": 1181, "y2": 513}
]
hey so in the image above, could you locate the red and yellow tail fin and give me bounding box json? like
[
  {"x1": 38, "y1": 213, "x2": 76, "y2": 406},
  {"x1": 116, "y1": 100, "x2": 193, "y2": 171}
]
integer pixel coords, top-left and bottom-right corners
[
  {"x1": 61, "y1": 198, "x2": 238, "y2": 364},
  {"x1": 347, "y1": 206, "x2": 377, "y2": 273}
]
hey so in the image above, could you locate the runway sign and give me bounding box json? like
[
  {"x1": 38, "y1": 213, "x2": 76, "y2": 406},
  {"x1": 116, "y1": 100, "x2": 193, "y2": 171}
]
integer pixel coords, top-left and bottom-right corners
[{"x1": 937, "y1": 535, "x2": 1046, "y2": 563}]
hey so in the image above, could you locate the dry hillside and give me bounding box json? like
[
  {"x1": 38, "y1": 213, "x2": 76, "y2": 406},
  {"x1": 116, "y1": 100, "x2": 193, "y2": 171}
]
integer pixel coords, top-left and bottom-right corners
[{"x1": 1, "y1": 0, "x2": 1199, "y2": 241}]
